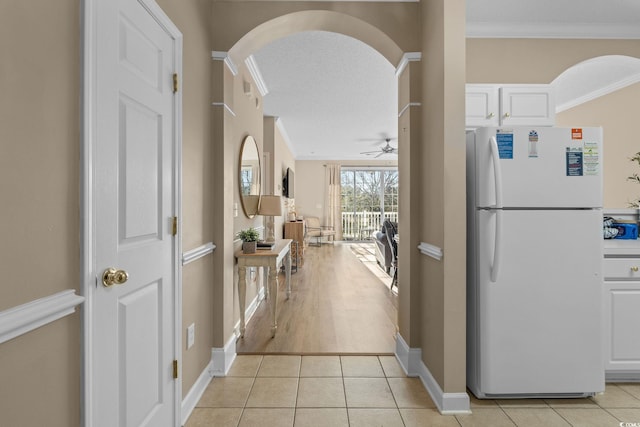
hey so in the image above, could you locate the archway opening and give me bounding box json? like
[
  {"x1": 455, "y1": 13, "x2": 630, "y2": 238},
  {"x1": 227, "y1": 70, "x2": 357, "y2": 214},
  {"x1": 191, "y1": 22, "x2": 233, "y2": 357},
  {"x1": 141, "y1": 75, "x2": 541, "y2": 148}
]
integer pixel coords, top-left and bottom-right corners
[{"x1": 226, "y1": 11, "x2": 412, "y2": 354}]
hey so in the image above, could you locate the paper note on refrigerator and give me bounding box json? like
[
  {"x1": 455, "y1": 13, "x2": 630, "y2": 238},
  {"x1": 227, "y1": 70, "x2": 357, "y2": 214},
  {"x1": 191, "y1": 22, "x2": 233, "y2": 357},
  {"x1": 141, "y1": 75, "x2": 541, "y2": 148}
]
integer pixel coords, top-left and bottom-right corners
[
  {"x1": 566, "y1": 147, "x2": 583, "y2": 176},
  {"x1": 583, "y1": 141, "x2": 600, "y2": 176}
]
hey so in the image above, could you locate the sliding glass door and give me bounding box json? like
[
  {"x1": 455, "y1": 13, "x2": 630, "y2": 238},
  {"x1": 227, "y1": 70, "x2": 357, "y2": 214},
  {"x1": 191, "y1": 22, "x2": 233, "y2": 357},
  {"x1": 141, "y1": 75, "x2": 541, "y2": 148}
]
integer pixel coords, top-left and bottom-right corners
[{"x1": 340, "y1": 168, "x2": 398, "y2": 241}]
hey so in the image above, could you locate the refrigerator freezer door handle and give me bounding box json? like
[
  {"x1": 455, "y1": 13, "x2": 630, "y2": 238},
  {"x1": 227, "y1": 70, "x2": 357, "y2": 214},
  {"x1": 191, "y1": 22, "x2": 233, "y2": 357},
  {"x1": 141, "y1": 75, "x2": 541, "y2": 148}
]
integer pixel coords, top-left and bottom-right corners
[
  {"x1": 491, "y1": 209, "x2": 503, "y2": 283},
  {"x1": 489, "y1": 136, "x2": 504, "y2": 209}
]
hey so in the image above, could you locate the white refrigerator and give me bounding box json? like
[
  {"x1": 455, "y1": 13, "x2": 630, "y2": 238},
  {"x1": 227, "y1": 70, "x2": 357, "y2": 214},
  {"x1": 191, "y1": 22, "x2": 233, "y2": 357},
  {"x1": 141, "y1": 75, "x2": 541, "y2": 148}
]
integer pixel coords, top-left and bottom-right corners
[{"x1": 466, "y1": 126, "x2": 604, "y2": 399}]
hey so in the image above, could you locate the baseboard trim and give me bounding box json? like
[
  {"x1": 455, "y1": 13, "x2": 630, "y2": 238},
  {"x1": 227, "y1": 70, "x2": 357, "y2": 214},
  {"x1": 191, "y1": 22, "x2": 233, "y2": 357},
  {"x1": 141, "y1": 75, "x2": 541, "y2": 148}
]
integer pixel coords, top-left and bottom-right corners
[
  {"x1": 181, "y1": 357, "x2": 214, "y2": 426},
  {"x1": 211, "y1": 334, "x2": 237, "y2": 377},
  {"x1": 395, "y1": 333, "x2": 471, "y2": 415}
]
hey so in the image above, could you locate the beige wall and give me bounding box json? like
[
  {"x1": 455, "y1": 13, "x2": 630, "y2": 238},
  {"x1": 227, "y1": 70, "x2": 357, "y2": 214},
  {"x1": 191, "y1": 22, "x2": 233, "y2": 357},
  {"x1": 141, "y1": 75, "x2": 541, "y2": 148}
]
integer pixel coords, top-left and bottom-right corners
[
  {"x1": 467, "y1": 39, "x2": 640, "y2": 209},
  {"x1": 418, "y1": 0, "x2": 467, "y2": 392},
  {"x1": 557, "y1": 83, "x2": 640, "y2": 208},
  {"x1": 212, "y1": 2, "x2": 420, "y2": 65},
  {"x1": 467, "y1": 39, "x2": 640, "y2": 84},
  {"x1": 156, "y1": 0, "x2": 216, "y2": 399},
  {"x1": 230, "y1": 65, "x2": 266, "y2": 334},
  {"x1": 0, "y1": 1, "x2": 81, "y2": 425},
  {"x1": 273, "y1": 120, "x2": 296, "y2": 237}
]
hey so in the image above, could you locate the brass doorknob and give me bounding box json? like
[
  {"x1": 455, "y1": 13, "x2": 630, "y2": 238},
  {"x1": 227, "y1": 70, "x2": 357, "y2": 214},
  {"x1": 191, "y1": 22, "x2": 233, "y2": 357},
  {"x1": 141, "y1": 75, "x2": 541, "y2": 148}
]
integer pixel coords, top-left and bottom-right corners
[
  {"x1": 102, "y1": 268, "x2": 129, "y2": 287},
  {"x1": 632, "y1": 266, "x2": 639, "y2": 273}
]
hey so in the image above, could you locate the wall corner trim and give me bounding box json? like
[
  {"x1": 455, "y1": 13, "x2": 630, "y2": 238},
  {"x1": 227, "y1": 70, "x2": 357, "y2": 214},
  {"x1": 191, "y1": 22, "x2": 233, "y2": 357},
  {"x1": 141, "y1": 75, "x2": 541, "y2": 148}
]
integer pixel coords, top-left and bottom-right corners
[
  {"x1": 418, "y1": 242, "x2": 443, "y2": 261},
  {"x1": 211, "y1": 51, "x2": 238, "y2": 76},
  {"x1": 211, "y1": 102, "x2": 236, "y2": 117},
  {"x1": 396, "y1": 52, "x2": 422, "y2": 77},
  {"x1": 182, "y1": 242, "x2": 216, "y2": 266},
  {"x1": 0, "y1": 290, "x2": 85, "y2": 345},
  {"x1": 211, "y1": 334, "x2": 238, "y2": 377},
  {"x1": 395, "y1": 333, "x2": 471, "y2": 415},
  {"x1": 398, "y1": 102, "x2": 421, "y2": 118}
]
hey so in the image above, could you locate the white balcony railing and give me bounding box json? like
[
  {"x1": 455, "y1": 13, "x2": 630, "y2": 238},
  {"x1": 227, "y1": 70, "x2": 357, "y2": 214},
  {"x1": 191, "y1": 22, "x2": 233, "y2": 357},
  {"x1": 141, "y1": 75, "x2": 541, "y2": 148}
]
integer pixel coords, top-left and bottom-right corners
[{"x1": 341, "y1": 211, "x2": 398, "y2": 241}]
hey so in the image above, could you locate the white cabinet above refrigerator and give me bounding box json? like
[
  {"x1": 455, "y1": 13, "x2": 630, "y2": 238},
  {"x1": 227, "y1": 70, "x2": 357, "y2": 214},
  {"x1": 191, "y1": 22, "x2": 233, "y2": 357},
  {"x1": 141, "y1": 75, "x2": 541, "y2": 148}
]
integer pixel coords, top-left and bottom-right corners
[{"x1": 466, "y1": 84, "x2": 556, "y2": 128}]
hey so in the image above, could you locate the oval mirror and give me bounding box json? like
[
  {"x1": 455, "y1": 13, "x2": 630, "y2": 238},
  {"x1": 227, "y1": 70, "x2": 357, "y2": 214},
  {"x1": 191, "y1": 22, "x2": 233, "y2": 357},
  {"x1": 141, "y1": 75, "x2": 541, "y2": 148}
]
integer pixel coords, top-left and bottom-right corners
[{"x1": 239, "y1": 135, "x2": 261, "y2": 218}]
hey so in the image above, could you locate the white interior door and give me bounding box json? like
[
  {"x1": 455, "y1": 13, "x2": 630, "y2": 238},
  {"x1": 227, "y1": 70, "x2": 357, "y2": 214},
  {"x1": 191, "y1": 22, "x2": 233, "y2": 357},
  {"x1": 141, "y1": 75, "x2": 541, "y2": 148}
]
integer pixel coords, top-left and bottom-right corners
[{"x1": 86, "y1": 1, "x2": 181, "y2": 426}]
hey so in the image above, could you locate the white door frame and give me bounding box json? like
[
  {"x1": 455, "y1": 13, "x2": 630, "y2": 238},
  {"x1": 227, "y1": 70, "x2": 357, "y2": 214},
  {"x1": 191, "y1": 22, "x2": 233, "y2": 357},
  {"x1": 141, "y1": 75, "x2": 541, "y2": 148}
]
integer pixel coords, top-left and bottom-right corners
[{"x1": 81, "y1": 0, "x2": 183, "y2": 425}]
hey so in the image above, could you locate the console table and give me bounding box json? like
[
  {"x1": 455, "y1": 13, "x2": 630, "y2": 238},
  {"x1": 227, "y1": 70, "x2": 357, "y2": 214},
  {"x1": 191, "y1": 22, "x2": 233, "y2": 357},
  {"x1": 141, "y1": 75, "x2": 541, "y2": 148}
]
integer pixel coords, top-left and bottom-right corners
[{"x1": 235, "y1": 239, "x2": 292, "y2": 338}]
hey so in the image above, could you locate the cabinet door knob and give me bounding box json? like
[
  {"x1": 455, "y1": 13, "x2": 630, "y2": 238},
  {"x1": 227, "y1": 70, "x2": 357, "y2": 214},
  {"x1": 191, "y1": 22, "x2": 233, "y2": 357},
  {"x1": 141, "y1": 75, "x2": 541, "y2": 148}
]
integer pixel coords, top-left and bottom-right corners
[
  {"x1": 504, "y1": 112, "x2": 511, "y2": 118},
  {"x1": 487, "y1": 112, "x2": 495, "y2": 118},
  {"x1": 632, "y1": 266, "x2": 639, "y2": 273}
]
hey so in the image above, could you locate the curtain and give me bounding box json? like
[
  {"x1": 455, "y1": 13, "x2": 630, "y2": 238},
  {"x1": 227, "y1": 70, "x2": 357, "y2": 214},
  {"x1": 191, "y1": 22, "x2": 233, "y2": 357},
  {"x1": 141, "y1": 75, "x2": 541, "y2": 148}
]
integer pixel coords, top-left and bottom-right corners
[{"x1": 324, "y1": 163, "x2": 342, "y2": 240}]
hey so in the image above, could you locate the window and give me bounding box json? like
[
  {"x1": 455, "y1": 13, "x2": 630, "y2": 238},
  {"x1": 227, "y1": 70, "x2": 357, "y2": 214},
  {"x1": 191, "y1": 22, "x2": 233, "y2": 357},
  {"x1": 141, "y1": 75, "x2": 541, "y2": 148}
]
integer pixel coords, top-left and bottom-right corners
[{"x1": 340, "y1": 168, "x2": 398, "y2": 241}]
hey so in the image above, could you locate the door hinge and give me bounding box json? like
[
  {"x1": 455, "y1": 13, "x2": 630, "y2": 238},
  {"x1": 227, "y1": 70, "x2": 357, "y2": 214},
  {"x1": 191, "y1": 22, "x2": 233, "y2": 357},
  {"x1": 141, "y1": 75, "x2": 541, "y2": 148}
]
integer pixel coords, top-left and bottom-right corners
[
  {"x1": 172, "y1": 216, "x2": 178, "y2": 236},
  {"x1": 173, "y1": 360, "x2": 179, "y2": 379},
  {"x1": 172, "y1": 73, "x2": 178, "y2": 93}
]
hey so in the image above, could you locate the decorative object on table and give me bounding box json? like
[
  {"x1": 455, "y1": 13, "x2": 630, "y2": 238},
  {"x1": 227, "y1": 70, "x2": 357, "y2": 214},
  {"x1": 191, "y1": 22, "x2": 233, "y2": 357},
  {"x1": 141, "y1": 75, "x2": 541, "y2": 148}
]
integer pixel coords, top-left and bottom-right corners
[
  {"x1": 628, "y1": 151, "x2": 640, "y2": 208},
  {"x1": 239, "y1": 227, "x2": 259, "y2": 254},
  {"x1": 258, "y1": 195, "x2": 282, "y2": 243}
]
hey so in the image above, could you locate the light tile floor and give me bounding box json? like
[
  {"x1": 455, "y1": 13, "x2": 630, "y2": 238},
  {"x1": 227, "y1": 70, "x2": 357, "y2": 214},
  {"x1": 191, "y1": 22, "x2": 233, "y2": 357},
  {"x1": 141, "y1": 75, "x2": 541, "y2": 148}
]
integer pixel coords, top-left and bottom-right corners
[{"x1": 186, "y1": 355, "x2": 640, "y2": 427}]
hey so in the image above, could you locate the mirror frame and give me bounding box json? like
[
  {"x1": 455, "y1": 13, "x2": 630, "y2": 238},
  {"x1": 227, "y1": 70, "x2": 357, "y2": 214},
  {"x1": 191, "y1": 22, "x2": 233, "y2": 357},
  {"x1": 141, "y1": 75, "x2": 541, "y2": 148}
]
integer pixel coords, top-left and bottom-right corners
[{"x1": 239, "y1": 135, "x2": 262, "y2": 218}]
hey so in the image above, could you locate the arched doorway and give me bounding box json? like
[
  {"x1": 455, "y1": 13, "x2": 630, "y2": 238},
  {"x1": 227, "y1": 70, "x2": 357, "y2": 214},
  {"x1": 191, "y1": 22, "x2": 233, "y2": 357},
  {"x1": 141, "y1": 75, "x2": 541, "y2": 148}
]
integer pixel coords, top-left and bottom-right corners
[{"x1": 213, "y1": 10, "x2": 419, "y2": 355}]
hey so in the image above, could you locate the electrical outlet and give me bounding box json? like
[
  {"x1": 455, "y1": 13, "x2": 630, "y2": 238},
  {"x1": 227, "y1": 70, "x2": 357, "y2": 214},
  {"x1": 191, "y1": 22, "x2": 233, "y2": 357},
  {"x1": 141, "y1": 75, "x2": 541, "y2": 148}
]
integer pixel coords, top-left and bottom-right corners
[{"x1": 187, "y1": 323, "x2": 195, "y2": 349}]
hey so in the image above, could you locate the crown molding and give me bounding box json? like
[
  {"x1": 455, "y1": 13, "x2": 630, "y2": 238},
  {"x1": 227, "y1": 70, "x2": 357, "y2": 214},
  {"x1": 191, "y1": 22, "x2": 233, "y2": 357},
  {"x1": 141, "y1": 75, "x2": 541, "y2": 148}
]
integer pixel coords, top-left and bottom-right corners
[
  {"x1": 245, "y1": 55, "x2": 269, "y2": 97},
  {"x1": 211, "y1": 51, "x2": 238, "y2": 76},
  {"x1": 555, "y1": 73, "x2": 640, "y2": 113},
  {"x1": 467, "y1": 22, "x2": 640, "y2": 39}
]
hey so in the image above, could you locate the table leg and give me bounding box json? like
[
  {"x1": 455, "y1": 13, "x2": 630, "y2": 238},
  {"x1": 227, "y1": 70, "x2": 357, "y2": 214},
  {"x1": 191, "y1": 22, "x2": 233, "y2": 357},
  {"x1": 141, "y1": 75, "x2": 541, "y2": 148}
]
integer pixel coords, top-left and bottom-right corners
[
  {"x1": 238, "y1": 265, "x2": 247, "y2": 338},
  {"x1": 262, "y1": 266, "x2": 269, "y2": 301},
  {"x1": 284, "y1": 247, "x2": 292, "y2": 299},
  {"x1": 268, "y1": 265, "x2": 278, "y2": 337}
]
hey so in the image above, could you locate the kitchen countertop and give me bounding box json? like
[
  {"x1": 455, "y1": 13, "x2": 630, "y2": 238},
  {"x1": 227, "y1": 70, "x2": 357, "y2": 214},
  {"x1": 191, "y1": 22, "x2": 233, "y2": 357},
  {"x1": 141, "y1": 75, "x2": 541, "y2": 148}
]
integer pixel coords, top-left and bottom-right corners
[
  {"x1": 604, "y1": 238, "x2": 640, "y2": 257},
  {"x1": 603, "y1": 209, "x2": 639, "y2": 256}
]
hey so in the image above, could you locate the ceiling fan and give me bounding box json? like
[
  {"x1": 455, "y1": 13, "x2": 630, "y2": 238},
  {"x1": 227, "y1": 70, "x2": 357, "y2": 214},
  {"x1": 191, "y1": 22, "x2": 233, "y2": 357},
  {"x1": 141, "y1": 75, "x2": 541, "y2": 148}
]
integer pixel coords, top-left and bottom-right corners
[{"x1": 360, "y1": 138, "x2": 398, "y2": 158}]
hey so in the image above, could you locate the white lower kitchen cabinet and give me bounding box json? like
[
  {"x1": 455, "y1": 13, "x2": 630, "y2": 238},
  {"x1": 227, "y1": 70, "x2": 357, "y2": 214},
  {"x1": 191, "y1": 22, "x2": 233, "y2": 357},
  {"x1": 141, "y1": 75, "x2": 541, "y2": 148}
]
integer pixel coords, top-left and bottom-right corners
[{"x1": 604, "y1": 239, "x2": 640, "y2": 381}]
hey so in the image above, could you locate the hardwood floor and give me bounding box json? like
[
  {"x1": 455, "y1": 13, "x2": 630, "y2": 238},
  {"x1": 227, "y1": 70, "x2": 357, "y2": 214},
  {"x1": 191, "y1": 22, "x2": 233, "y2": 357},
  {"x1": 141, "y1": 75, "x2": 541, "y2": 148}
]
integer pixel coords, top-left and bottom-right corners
[{"x1": 236, "y1": 242, "x2": 398, "y2": 354}]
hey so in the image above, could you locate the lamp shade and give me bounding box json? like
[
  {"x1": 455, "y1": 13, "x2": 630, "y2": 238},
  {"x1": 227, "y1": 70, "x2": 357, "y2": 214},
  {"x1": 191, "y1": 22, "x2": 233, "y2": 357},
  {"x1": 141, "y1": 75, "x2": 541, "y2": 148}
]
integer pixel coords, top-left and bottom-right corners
[{"x1": 258, "y1": 195, "x2": 282, "y2": 216}]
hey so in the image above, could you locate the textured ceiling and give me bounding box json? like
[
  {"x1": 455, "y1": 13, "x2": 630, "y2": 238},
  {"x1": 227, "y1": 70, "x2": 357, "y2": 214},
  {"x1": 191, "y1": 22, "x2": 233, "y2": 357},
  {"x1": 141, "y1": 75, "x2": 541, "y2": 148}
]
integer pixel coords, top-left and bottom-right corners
[
  {"x1": 250, "y1": 1, "x2": 640, "y2": 161},
  {"x1": 252, "y1": 31, "x2": 398, "y2": 161}
]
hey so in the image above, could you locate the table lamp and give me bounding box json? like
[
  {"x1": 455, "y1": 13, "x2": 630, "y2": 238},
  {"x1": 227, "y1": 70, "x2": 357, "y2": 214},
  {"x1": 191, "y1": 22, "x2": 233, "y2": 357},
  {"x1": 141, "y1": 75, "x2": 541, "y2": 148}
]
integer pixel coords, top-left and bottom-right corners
[{"x1": 258, "y1": 195, "x2": 282, "y2": 243}]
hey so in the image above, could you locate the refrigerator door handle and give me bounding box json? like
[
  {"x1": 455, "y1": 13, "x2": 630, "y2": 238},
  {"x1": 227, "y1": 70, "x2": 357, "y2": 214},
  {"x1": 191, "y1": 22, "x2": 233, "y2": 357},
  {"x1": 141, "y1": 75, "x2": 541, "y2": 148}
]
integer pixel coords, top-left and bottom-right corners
[
  {"x1": 489, "y1": 136, "x2": 504, "y2": 209},
  {"x1": 491, "y1": 209, "x2": 503, "y2": 283}
]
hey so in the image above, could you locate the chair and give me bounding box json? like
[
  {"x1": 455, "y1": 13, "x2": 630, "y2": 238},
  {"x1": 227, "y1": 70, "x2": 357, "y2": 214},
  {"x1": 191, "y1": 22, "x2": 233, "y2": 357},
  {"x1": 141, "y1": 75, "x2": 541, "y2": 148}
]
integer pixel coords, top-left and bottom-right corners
[
  {"x1": 305, "y1": 217, "x2": 336, "y2": 246},
  {"x1": 373, "y1": 230, "x2": 393, "y2": 274},
  {"x1": 382, "y1": 219, "x2": 398, "y2": 290}
]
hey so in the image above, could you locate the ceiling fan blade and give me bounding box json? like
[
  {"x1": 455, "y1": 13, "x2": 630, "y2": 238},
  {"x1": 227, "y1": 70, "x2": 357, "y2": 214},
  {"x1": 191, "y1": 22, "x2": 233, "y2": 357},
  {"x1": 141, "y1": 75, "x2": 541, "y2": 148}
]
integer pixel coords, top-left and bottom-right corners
[
  {"x1": 360, "y1": 150, "x2": 381, "y2": 155},
  {"x1": 374, "y1": 152, "x2": 384, "y2": 158}
]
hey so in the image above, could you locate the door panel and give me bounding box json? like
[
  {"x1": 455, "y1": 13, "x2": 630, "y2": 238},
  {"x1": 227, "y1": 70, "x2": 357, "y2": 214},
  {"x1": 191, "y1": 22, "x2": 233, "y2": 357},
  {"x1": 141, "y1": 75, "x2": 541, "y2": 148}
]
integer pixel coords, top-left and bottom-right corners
[
  {"x1": 119, "y1": 96, "x2": 162, "y2": 242},
  {"x1": 476, "y1": 209, "x2": 603, "y2": 394},
  {"x1": 90, "y1": 1, "x2": 178, "y2": 426},
  {"x1": 119, "y1": 282, "x2": 162, "y2": 426}
]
